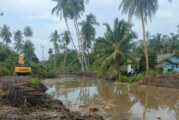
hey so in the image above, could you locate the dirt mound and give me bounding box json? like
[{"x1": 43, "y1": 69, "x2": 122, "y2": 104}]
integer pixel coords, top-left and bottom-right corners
[
  {"x1": 0, "y1": 76, "x2": 104, "y2": 120},
  {"x1": 143, "y1": 74, "x2": 179, "y2": 89}
]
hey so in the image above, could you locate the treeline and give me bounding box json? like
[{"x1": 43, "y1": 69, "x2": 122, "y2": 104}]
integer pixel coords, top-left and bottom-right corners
[
  {"x1": 0, "y1": 0, "x2": 179, "y2": 80},
  {"x1": 0, "y1": 25, "x2": 56, "y2": 78}
]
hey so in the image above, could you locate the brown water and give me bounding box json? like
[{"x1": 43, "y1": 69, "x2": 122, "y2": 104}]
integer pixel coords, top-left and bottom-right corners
[{"x1": 43, "y1": 77, "x2": 179, "y2": 120}]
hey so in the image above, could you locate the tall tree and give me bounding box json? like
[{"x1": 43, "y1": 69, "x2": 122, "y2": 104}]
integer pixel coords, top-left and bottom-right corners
[
  {"x1": 50, "y1": 30, "x2": 60, "y2": 69},
  {"x1": 61, "y1": 31, "x2": 70, "y2": 66},
  {"x1": 14, "y1": 30, "x2": 24, "y2": 53},
  {"x1": 51, "y1": 0, "x2": 88, "y2": 72},
  {"x1": 79, "y1": 13, "x2": 99, "y2": 49},
  {"x1": 168, "y1": 33, "x2": 179, "y2": 53},
  {"x1": 119, "y1": 0, "x2": 159, "y2": 77},
  {"x1": 79, "y1": 13, "x2": 99, "y2": 71},
  {"x1": 23, "y1": 26, "x2": 33, "y2": 59},
  {"x1": 95, "y1": 19, "x2": 136, "y2": 77},
  {"x1": 0, "y1": 24, "x2": 12, "y2": 45},
  {"x1": 22, "y1": 40, "x2": 38, "y2": 62},
  {"x1": 48, "y1": 48, "x2": 53, "y2": 59},
  {"x1": 149, "y1": 33, "x2": 165, "y2": 54},
  {"x1": 24, "y1": 26, "x2": 33, "y2": 41},
  {"x1": 51, "y1": 0, "x2": 77, "y2": 51},
  {"x1": 119, "y1": 0, "x2": 172, "y2": 77}
]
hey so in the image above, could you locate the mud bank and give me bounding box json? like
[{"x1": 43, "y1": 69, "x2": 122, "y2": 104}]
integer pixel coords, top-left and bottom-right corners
[
  {"x1": 0, "y1": 76, "x2": 103, "y2": 120},
  {"x1": 142, "y1": 74, "x2": 179, "y2": 89}
]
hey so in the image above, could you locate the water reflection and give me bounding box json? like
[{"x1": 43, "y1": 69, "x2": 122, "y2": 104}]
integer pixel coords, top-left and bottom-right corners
[{"x1": 43, "y1": 77, "x2": 179, "y2": 120}]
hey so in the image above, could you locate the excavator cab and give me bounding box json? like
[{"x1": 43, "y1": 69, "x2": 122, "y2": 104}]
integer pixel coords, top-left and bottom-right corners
[{"x1": 14, "y1": 55, "x2": 32, "y2": 75}]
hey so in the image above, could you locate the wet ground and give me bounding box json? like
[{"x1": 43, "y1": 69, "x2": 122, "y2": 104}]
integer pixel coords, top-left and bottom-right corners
[
  {"x1": 0, "y1": 76, "x2": 103, "y2": 120},
  {"x1": 43, "y1": 77, "x2": 179, "y2": 120},
  {"x1": 143, "y1": 74, "x2": 179, "y2": 89}
]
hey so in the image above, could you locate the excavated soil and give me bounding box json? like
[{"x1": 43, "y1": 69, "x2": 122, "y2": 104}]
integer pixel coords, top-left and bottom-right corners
[
  {"x1": 142, "y1": 74, "x2": 179, "y2": 89},
  {"x1": 0, "y1": 76, "x2": 103, "y2": 120}
]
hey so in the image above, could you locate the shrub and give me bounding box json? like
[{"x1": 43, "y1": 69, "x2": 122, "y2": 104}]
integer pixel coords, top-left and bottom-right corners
[
  {"x1": 31, "y1": 63, "x2": 57, "y2": 78},
  {"x1": 118, "y1": 73, "x2": 144, "y2": 83},
  {"x1": 149, "y1": 70, "x2": 159, "y2": 77},
  {"x1": 30, "y1": 79, "x2": 41, "y2": 86},
  {"x1": 119, "y1": 75, "x2": 130, "y2": 82}
]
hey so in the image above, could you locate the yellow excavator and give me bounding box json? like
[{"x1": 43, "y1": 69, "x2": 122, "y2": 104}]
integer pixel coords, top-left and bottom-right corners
[{"x1": 14, "y1": 55, "x2": 32, "y2": 75}]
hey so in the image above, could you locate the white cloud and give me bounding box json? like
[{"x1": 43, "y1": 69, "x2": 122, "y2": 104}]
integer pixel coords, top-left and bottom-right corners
[
  {"x1": 26, "y1": 14, "x2": 59, "y2": 22},
  {"x1": 157, "y1": 10, "x2": 173, "y2": 18},
  {"x1": 0, "y1": 0, "x2": 55, "y2": 14},
  {"x1": 92, "y1": 0, "x2": 116, "y2": 4}
]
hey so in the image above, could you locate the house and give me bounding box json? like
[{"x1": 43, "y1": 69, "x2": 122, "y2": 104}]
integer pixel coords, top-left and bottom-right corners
[
  {"x1": 127, "y1": 58, "x2": 140, "y2": 75},
  {"x1": 157, "y1": 53, "x2": 179, "y2": 73}
]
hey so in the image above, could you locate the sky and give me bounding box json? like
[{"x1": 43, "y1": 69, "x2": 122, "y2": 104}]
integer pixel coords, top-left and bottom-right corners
[{"x1": 0, "y1": 0, "x2": 179, "y2": 60}]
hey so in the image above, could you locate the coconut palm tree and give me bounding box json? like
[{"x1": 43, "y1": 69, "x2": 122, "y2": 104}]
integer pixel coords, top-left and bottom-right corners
[
  {"x1": 51, "y1": 0, "x2": 77, "y2": 51},
  {"x1": 0, "y1": 24, "x2": 12, "y2": 45},
  {"x1": 119, "y1": 0, "x2": 158, "y2": 77},
  {"x1": 61, "y1": 31, "x2": 70, "y2": 65},
  {"x1": 79, "y1": 13, "x2": 99, "y2": 49},
  {"x1": 48, "y1": 48, "x2": 53, "y2": 58},
  {"x1": 95, "y1": 19, "x2": 136, "y2": 77},
  {"x1": 168, "y1": 33, "x2": 179, "y2": 53},
  {"x1": 51, "y1": 0, "x2": 88, "y2": 72},
  {"x1": 50, "y1": 30, "x2": 60, "y2": 69},
  {"x1": 149, "y1": 33, "x2": 165, "y2": 54},
  {"x1": 79, "y1": 13, "x2": 99, "y2": 71},
  {"x1": 24, "y1": 26, "x2": 33, "y2": 41},
  {"x1": 14, "y1": 30, "x2": 24, "y2": 53},
  {"x1": 22, "y1": 40, "x2": 35, "y2": 60},
  {"x1": 119, "y1": 0, "x2": 172, "y2": 77}
]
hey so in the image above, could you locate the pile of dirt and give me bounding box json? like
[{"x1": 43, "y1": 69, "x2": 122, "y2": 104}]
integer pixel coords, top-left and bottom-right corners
[
  {"x1": 0, "y1": 76, "x2": 104, "y2": 120},
  {"x1": 142, "y1": 74, "x2": 179, "y2": 89}
]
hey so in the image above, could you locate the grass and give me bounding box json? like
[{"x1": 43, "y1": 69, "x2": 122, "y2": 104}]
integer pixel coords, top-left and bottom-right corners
[
  {"x1": 30, "y1": 79, "x2": 41, "y2": 86},
  {"x1": 118, "y1": 73, "x2": 145, "y2": 83}
]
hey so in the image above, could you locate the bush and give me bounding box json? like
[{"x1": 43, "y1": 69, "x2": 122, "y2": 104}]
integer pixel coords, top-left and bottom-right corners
[
  {"x1": 30, "y1": 79, "x2": 41, "y2": 86},
  {"x1": 118, "y1": 74, "x2": 144, "y2": 83},
  {"x1": 31, "y1": 63, "x2": 57, "y2": 78},
  {"x1": 0, "y1": 59, "x2": 15, "y2": 76},
  {"x1": 149, "y1": 70, "x2": 159, "y2": 77},
  {"x1": 119, "y1": 75, "x2": 129, "y2": 82},
  {"x1": 0, "y1": 66, "x2": 11, "y2": 76}
]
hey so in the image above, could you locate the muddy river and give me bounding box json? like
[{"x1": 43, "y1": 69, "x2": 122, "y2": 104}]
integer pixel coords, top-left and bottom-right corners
[{"x1": 43, "y1": 77, "x2": 179, "y2": 120}]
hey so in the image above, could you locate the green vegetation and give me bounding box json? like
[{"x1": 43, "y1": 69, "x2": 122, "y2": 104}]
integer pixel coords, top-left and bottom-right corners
[
  {"x1": 0, "y1": 43, "x2": 18, "y2": 76},
  {"x1": 31, "y1": 63, "x2": 57, "y2": 78},
  {"x1": 30, "y1": 78, "x2": 41, "y2": 86},
  {"x1": 0, "y1": 0, "x2": 178, "y2": 81},
  {"x1": 93, "y1": 19, "x2": 136, "y2": 78},
  {"x1": 119, "y1": 74, "x2": 145, "y2": 83}
]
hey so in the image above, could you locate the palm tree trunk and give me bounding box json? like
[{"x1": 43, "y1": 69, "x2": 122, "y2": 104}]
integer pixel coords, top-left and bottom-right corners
[
  {"x1": 64, "y1": 47, "x2": 67, "y2": 66},
  {"x1": 117, "y1": 62, "x2": 121, "y2": 77},
  {"x1": 54, "y1": 53, "x2": 56, "y2": 70},
  {"x1": 64, "y1": 18, "x2": 84, "y2": 71},
  {"x1": 83, "y1": 47, "x2": 89, "y2": 72},
  {"x1": 73, "y1": 18, "x2": 85, "y2": 72},
  {"x1": 74, "y1": 19, "x2": 81, "y2": 52},
  {"x1": 141, "y1": 11, "x2": 149, "y2": 78},
  {"x1": 74, "y1": 18, "x2": 88, "y2": 72},
  {"x1": 64, "y1": 19, "x2": 77, "y2": 51}
]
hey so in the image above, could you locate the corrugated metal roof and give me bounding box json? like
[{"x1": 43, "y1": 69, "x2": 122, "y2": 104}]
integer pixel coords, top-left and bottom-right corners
[{"x1": 157, "y1": 53, "x2": 174, "y2": 63}]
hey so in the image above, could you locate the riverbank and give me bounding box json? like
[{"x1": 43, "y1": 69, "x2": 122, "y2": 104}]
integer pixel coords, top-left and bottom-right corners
[
  {"x1": 142, "y1": 74, "x2": 179, "y2": 89},
  {"x1": 61, "y1": 72, "x2": 179, "y2": 89},
  {"x1": 0, "y1": 76, "x2": 103, "y2": 120}
]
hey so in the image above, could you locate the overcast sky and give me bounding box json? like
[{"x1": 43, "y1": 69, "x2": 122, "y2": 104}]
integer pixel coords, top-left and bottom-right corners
[{"x1": 0, "y1": 0, "x2": 179, "y2": 60}]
